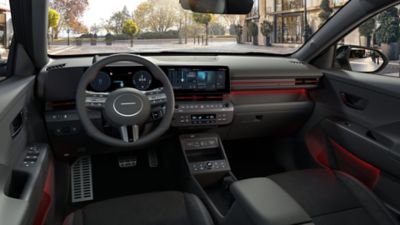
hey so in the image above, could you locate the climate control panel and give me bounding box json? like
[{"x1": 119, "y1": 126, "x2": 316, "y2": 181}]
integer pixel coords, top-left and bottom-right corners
[{"x1": 172, "y1": 101, "x2": 234, "y2": 127}]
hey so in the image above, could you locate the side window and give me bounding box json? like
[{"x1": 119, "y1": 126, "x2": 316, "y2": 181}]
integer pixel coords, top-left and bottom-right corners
[
  {"x1": 335, "y1": 5, "x2": 399, "y2": 77},
  {"x1": 0, "y1": 1, "x2": 12, "y2": 63},
  {"x1": 0, "y1": 1, "x2": 12, "y2": 80}
]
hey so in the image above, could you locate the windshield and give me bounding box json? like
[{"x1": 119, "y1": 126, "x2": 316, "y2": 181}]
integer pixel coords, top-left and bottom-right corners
[{"x1": 47, "y1": 0, "x2": 349, "y2": 55}]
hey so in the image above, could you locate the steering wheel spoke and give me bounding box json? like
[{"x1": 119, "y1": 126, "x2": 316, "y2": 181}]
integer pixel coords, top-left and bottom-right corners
[
  {"x1": 85, "y1": 91, "x2": 109, "y2": 109},
  {"x1": 142, "y1": 88, "x2": 167, "y2": 121},
  {"x1": 120, "y1": 125, "x2": 140, "y2": 142},
  {"x1": 143, "y1": 87, "x2": 167, "y2": 107},
  {"x1": 148, "y1": 106, "x2": 166, "y2": 121}
]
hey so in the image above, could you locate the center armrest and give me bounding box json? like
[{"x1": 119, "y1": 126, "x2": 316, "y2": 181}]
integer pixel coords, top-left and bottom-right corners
[{"x1": 229, "y1": 178, "x2": 312, "y2": 225}]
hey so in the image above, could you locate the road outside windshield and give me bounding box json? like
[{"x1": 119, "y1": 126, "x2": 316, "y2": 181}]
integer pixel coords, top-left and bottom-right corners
[{"x1": 47, "y1": 0, "x2": 348, "y2": 55}]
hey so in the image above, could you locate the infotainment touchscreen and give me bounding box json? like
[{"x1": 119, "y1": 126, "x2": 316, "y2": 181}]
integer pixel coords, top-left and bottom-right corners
[{"x1": 165, "y1": 67, "x2": 229, "y2": 93}]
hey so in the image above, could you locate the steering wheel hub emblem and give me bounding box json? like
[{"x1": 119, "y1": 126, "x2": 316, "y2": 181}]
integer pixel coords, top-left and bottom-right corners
[
  {"x1": 113, "y1": 94, "x2": 143, "y2": 117},
  {"x1": 103, "y1": 87, "x2": 151, "y2": 127}
]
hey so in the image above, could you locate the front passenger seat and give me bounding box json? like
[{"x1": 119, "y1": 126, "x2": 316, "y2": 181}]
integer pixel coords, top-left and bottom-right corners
[
  {"x1": 63, "y1": 191, "x2": 213, "y2": 225},
  {"x1": 229, "y1": 169, "x2": 399, "y2": 225}
]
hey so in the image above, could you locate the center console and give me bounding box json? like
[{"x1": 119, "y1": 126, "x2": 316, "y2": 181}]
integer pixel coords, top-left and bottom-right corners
[
  {"x1": 224, "y1": 178, "x2": 312, "y2": 225},
  {"x1": 173, "y1": 102, "x2": 234, "y2": 127},
  {"x1": 180, "y1": 134, "x2": 312, "y2": 225},
  {"x1": 180, "y1": 133, "x2": 231, "y2": 186},
  {"x1": 165, "y1": 66, "x2": 234, "y2": 128}
]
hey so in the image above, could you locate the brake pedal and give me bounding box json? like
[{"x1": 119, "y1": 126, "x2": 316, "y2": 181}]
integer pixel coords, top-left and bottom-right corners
[{"x1": 71, "y1": 156, "x2": 94, "y2": 203}]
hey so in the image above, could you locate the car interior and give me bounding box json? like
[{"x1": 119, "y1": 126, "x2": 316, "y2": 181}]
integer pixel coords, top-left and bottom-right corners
[{"x1": 1, "y1": 0, "x2": 400, "y2": 224}]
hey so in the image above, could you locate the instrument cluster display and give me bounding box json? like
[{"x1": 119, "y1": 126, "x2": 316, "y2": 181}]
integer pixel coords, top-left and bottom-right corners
[
  {"x1": 88, "y1": 66, "x2": 229, "y2": 94},
  {"x1": 89, "y1": 67, "x2": 156, "y2": 92}
]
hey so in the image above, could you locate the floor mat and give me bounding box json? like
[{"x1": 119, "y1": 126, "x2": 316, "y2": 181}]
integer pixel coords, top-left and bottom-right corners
[
  {"x1": 223, "y1": 139, "x2": 286, "y2": 179},
  {"x1": 90, "y1": 147, "x2": 181, "y2": 202}
]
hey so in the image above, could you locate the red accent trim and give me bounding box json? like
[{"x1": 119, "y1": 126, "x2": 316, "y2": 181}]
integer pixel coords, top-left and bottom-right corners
[
  {"x1": 231, "y1": 80, "x2": 319, "y2": 86},
  {"x1": 48, "y1": 101, "x2": 75, "y2": 107},
  {"x1": 305, "y1": 132, "x2": 330, "y2": 168},
  {"x1": 33, "y1": 161, "x2": 54, "y2": 225},
  {"x1": 230, "y1": 89, "x2": 307, "y2": 95},
  {"x1": 298, "y1": 80, "x2": 319, "y2": 84},
  {"x1": 63, "y1": 213, "x2": 74, "y2": 225},
  {"x1": 329, "y1": 139, "x2": 381, "y2": 189}
]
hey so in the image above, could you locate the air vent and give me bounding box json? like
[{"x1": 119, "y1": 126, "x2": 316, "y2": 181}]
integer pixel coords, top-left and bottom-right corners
[
  {"x1": 289, "y1": 60, "x2": 306, "y2": 65},
  {"x1": 71, "y1": 156, "x2": 94, "y2": 203},
  {"x1": 295, "y1": 78, "x2": 319, "y2": 85},
  {"x1": 46, "y1": 63, "x2": 66, "y2": 71}
]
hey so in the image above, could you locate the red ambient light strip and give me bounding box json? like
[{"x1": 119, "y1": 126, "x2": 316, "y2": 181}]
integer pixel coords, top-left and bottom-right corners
[{"x1": 330, "y1": 139, "x2": 381, "y2": 189}]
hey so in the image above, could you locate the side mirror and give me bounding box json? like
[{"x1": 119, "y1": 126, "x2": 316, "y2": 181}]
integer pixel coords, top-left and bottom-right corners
[
  {"x1": 336, "y1": 45, "x2": 388, "y2": 73},
  {"x1": 179, "y1": 0, "x2": 254, "y2": 14}
]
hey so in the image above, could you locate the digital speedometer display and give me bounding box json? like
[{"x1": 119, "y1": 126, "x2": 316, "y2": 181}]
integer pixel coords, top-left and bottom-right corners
[
  {"x1": 90, "y1": 71, "x2": 111, "y2": 91},
  {"x1": 132, "y1": 70, "x2": 152, "y2": 90}
]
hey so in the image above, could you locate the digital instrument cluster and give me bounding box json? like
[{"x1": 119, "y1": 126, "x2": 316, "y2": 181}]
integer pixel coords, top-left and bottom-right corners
[
  {"x1": 89, "y1": 66, "x2": 230, "y2": 94},
  {"x1": 89, "y1": 67, "x2": 155, "y2": 92}
]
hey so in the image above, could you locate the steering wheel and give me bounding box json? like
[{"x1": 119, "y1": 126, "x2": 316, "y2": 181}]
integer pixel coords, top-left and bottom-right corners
[{"x1": 76, "y1": 54, "x2": 175, "y2": 148}]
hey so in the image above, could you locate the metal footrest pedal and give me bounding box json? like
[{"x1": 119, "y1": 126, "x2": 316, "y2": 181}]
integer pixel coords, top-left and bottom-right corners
[{"x1": 71, "y1": 156, "x2": 94, "y2": 203}]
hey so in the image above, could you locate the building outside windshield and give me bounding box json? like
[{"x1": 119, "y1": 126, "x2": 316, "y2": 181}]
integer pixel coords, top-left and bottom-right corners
[
  {"x1": 48, "y1": 0, "x2": 355, "y2": 56},
  {"x1": 0, "y1": 0, "x2": 12, "y2": 60},
  {"x1": 46, "y1": 0, "x2": 400, "y2": 78}
]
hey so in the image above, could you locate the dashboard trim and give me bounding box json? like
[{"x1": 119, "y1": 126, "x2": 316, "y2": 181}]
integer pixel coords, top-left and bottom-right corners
[{"x1": 230, "y1": 89, "x2": 307, "y2": 95}]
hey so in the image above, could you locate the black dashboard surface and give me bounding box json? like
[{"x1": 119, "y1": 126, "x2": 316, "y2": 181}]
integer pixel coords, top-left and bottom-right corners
[
  {"x1": 39, "y1": 55, "x2": 323, "y2": 158},
  {"x1": 39, "y1": 55, "x2": 322, "y2": 101}
]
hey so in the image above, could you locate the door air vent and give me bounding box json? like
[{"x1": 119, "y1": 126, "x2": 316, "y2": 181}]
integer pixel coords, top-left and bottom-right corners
[
  {"x1": 46, "y1": 63, "x2": 66, "y2": 71},
  {"x1": 71, "y1": 156, "x2": 94, "y2": 203}
]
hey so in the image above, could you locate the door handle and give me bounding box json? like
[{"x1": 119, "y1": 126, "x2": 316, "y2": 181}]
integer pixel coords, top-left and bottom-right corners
[
  {"x1": 339, "y1": 92, "x2": 368, "y2": 110},
  {"x1": 10, "y1": 111, "x2": 24, "y2": 138}
]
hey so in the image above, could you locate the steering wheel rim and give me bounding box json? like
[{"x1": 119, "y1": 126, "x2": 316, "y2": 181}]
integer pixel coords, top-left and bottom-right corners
[{"x1": 76, "y1": 54, "x2": 175, "y2": 148}]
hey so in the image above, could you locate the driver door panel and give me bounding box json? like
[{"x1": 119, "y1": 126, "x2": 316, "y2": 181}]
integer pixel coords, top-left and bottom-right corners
[{"x1": 0, "y1": 76, "x2": 53, "y2": 225}]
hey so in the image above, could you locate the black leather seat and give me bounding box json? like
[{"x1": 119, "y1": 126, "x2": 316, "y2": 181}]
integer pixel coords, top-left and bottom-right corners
[
  {"x1": 63, "y1": 191, "x2": 213, "y2": 225},
  {"x1": 267, "y1": 169, "x2": 398, "y2": 225},
  {"x1": 227, "y1": 169, "x2": 399, "y2": 225}
]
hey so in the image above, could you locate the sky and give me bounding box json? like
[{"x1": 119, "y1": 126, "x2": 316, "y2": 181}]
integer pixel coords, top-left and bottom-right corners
[{"x1": 82, "y1": 0, "x2": 146, "y2": 27}]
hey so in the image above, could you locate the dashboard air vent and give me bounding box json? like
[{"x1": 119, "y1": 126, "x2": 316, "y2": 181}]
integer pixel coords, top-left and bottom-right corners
[
  {"x1": 289, "y1": 60, "x2": 306, "y2": 65},
  {"x1": 46, "y1": 63, "x2": 66, "y2": 71},
  {"x1": 295, "y1": 78, "x2": 319, "y2": 85}
]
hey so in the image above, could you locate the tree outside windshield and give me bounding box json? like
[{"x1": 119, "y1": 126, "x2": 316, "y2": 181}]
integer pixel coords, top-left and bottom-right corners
[{"x1": 48, "y1": 0, "x2": 350, "y2": 55}]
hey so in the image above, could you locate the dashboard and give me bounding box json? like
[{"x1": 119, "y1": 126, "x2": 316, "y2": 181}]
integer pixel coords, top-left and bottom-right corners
[
  {"x1": 39, "y1": 55, "x2": 322, "y2": 158},
  {"x1": 88, "y1": 66, "x2": 230, "y2": 95}
]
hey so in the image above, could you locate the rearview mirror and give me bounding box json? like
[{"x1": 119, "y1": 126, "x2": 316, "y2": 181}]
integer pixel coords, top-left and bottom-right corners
[
  {"x1": 179, "y1": 0, "x2": 254, "y2": 14},
  {"x1": 336, "y1": 45, "x2": 388, "y2": 73}
]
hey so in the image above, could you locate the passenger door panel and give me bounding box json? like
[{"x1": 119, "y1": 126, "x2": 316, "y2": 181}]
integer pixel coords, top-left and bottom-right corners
[{"x1": 306, "y1": 70, "x2": 400, "y2": 213}]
